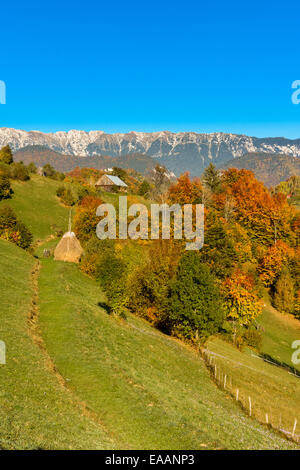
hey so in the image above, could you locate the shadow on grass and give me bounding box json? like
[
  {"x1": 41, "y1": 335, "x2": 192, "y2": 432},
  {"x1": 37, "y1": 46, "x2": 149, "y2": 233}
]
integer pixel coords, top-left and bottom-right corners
[{"x1": 97, "y1": 301, "x2": 112, "y2": 315}]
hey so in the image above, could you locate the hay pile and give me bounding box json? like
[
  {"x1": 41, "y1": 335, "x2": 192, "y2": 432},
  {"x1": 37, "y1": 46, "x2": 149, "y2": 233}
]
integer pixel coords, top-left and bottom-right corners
[{"x1": 54, "y1": 231, "x2": 83, "y2": 263}]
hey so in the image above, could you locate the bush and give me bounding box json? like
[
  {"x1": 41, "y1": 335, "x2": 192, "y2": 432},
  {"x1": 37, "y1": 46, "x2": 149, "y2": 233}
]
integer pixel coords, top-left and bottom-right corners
[
  {"x1": 138, "y1": 180, "x2": 151, "y2": 197},
  {"x1": 243, "y1": 327, "x2": 262, "y2": 350},
  {"x1": 0, "y1": 206, "x2": 33, "y2": 249},
  {"x1": 0, "y1": 162, "x2": 11, "y2": 179},
  {"x1": 273, "y1": 267, "x2": 295, "y2": 313},
  {"x1": 0, "y1": 145, "x2": 13, "y2": 165},
  {"x1": 0, "y1": 206, "x2": 17, "y2": 230},
  {"x1": 0, "y1": 175, "x2": 12, "y2": 200},
  {"x1": 128, "y1": 241, "x2": 180, "y2": 325},
  {"x1": 10, "y1": 162, "x2": 30, "y2": 181},
  {"x1": 60, "y1": 188, "x2": 75, "y2": 206},
  {"x1": 14, "y1": 221, "x2": 33, "y2": 249},
  {"x1": 56, "y1": 185, "x2": 66, "y2": 198},
  {"x1": 43, "y1": 164, "x2": 56, "y2": 178},
  {"x1": 27, "y1": 162, "x2": 37, "y2": 174},
  {"x1": 167, "y1": 252, "x2": 225, "y2": 342},
  {"x1": 74, "y1": 198, "x2": 103, "y2": 243},
  {"x1": 96, "y1": 247, "x2": 127, "y2": 317}
]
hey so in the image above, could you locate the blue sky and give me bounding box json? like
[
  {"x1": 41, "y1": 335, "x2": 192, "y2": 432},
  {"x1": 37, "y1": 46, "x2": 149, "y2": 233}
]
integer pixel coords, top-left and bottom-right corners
[{"x1": 1, "y1": 0, "x2": 300, "y2": 138}]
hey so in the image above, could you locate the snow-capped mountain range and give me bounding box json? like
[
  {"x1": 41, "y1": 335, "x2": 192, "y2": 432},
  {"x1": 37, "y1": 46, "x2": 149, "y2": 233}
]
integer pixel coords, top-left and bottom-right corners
[{"x1": 1, "y1": 127, "x2": 300, "y2": 175}]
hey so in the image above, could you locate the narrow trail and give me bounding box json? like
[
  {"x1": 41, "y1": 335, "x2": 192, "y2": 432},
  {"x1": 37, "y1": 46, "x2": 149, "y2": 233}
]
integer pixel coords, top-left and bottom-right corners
[{"x1": 27, "y1": 256, "x2": 122, "y2": 448}]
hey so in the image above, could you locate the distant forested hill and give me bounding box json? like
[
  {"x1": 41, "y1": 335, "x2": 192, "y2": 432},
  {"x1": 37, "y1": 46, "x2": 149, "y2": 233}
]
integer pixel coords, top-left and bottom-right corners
[
  {"x1": 221, "y1": 152, "x2": 300, "y2": 187},
  {"x1": 13, "y1": 145, "x2": 157, "y2": 175}
]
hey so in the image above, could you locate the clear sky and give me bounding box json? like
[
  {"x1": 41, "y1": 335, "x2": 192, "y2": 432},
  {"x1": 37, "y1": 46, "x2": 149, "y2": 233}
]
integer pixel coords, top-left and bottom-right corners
[{"x1": 1, "y1": 0, "x2": 300, "y2": 138}]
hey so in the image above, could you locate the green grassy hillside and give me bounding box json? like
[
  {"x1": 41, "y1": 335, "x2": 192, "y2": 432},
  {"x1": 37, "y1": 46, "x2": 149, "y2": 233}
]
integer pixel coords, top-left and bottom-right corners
[
  {"x1": 0, "y1": 175, "x2": 298, "y2": 449},
  {"x1": 0, "y1": 175, "x2": 69, "y2": 240},
  {"x1": 0, "y1": 240, "x2": 115, "y2": 449},
  {"x1": 259, "y1": 304, "x2": 300, "y2": 370},
  {"x1": 206, "y1": 303, "x2": 300, "y2": 437},
  {"x1": 37, "y1": 257, "x2": 296, "y2": 449}
]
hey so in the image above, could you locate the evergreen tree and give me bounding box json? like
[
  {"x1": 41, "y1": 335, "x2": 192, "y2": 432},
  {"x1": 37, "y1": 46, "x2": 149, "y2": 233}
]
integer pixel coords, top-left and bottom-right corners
[
  {"x1": 0, "y1": 145, "x2": 13, "y2": 165},
  {"x1": 138, "y1": 180, "x2": 151, "y2": 197},
  {"x1": 203, "y1": 163, "x2": 221, "y2": 193},
  {"x1": 167, "y1": 252, "x2": 224, "y2": 341}
]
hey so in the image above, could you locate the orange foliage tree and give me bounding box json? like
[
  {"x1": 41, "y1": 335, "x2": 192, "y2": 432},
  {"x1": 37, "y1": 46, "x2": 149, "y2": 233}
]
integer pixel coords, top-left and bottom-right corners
[
  {"x1": 219, "y1": 169, "x2": 295, "y2": 246},
  {"x1": 258, "y1": 240, "x2": 294, "y2": 286},
  {"x1": 168, "y1": 172, "x2": 202, "y2": 205},
  {"x1": 74, "y1": 195, "x2": 103, "y2": 243},
  {"x1": 221, "y1": 270, "x2": 262, "y2": 326}
]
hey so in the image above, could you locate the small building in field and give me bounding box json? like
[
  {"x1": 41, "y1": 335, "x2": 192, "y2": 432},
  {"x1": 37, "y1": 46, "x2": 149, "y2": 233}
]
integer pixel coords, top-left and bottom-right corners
[{"x1": 95, "y1": 174, "x2": 128, "y2": 192}]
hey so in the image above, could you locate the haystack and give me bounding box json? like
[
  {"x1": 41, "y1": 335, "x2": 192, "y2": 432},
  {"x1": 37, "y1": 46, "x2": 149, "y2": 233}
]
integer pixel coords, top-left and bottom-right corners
[{"x1": 54, "y1": 210, "x2": 83, "y2": 263}]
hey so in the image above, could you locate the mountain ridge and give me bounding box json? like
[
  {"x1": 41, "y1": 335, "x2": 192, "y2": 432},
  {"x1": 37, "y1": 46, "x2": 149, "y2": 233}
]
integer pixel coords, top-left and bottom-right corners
[
  {"x1": 2, "y1": 127, "x2": 300, "y2": 176},
  {"x1": 221, "y1": 152, "x2": 300, "y2": 187}
]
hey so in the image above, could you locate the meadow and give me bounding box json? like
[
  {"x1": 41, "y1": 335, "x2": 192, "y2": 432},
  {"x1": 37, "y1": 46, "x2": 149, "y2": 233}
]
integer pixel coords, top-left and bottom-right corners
[{"x1": 0, "y1": 174, "x2": 299, "y2": 449}]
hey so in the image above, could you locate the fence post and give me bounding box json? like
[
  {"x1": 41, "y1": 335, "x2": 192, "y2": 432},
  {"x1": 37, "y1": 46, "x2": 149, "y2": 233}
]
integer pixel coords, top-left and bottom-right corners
[
  {"x1": 265, "y1": 413, "x2": 268, "y2": 425},
  {"x1": 236, "y1": 389, "x2": 239, "y2": 401},
  {"x1": 224, "y1": 374, "x2": 227, "y2": 389},
  {"x1": 248, "y1": 396, "x2": 252, "y2": 417}
]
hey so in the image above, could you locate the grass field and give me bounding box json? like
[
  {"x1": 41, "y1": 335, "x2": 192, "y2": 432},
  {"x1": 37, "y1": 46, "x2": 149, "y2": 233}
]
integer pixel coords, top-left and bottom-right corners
[
  {"x1": 206, "y1": 307, "x2": 300, "y2": 438},
  {"x1": 0, "y1": 176, "x2": 69, "y2": 240},
  {"x1": 0, "y1": 240, "x2": 115, "y2": 449},
  {"x1": 0, "y1": 176, "x2": 299, "y2": 449},
  {"x1": 259, "y1": 304, "x2": 300, "y2": 371},
  {"x1": 37, "y1": 256, "x2": 297, "y2": 449}
]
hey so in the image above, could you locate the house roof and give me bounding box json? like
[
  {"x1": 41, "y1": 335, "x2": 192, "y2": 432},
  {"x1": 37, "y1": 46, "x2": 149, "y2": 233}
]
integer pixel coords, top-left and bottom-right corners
[{"x1": 97, "y1": 174, "x2": 127, "y2": 187}]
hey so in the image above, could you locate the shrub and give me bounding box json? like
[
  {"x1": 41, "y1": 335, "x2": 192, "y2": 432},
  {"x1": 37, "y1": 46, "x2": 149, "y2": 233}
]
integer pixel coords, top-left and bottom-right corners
[
  {"x1": 27, "y1": 162, "x2": 37, "y2": 174},
  {"x1": 43, "y1": 163, "x2": 56, "y2": 178},
  {"x1": 60, "y1": 188, "x2": 75, "y2": 206},
  {"x1": 138, "y1": 180, "x2": 151, "y2": 197},
  {"x1": 0, "y1": 175, "x2": 12, "y2": 200},
  {"x1": 74, "y1": 198, "x2": 103, "y2": 243},
  {"x1": 128, "y1": 241, "x2": 180, "y2": 326},
  {"x1": 0, "y1": 145, "x2": 13, "y2": 165},
  {"x1": 0, "y1": 206, "x2": 33, "y2": 249},
  {"x1": 96, "y1": 248, "x2": 127, "y2": 316},
  {"x1": 273, "y1": 267, "x2": 295, "y2": 313},
  {"x1": 14, "y1": 221, "x2": 33, "y2": 249},
  {"x1": 0, "y1": 206, "x2": 17, "y2": 230},
  {"x1": 56, "y1": 185, "x2": 66, "y2": 198},
  {"x1": 0, "y1": 162, "x2": 11, "y2": 178},
  {"x1": 10, "y1": 162, "x2": 30, "y2": 181},
  {"x1": 243, "y1": 327, "x2": 262, "y2": 350}
]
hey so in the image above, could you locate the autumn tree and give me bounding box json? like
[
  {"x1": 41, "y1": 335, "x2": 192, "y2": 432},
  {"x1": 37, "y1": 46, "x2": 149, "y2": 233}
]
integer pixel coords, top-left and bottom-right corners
[
  {"x1": 129, "y1": 240, "x2": 181, "y2": 326},
  {"x1": 258, "y1": 240, "x2": 294, "y2": 286},
  {"x1": 220, "y1": 168, "x2": 294, "y2": 246},
  {"x1": 74, "y1": 195, "x2": 103, "y2": 243},
  {"x1": 221, "y1": 270, "x2": 262, "y2": 327},
  {"x1": 273, "y1": 267, "x2": 295, "y2": 313},
  {"x1": 168, "y1": 172, "x2": 202, "y2": 205}
]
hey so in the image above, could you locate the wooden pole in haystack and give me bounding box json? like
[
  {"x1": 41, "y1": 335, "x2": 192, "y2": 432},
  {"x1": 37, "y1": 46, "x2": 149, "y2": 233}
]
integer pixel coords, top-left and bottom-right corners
[{"x1": 292, "y1": 418, "x2": 297, "y2": 438}]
